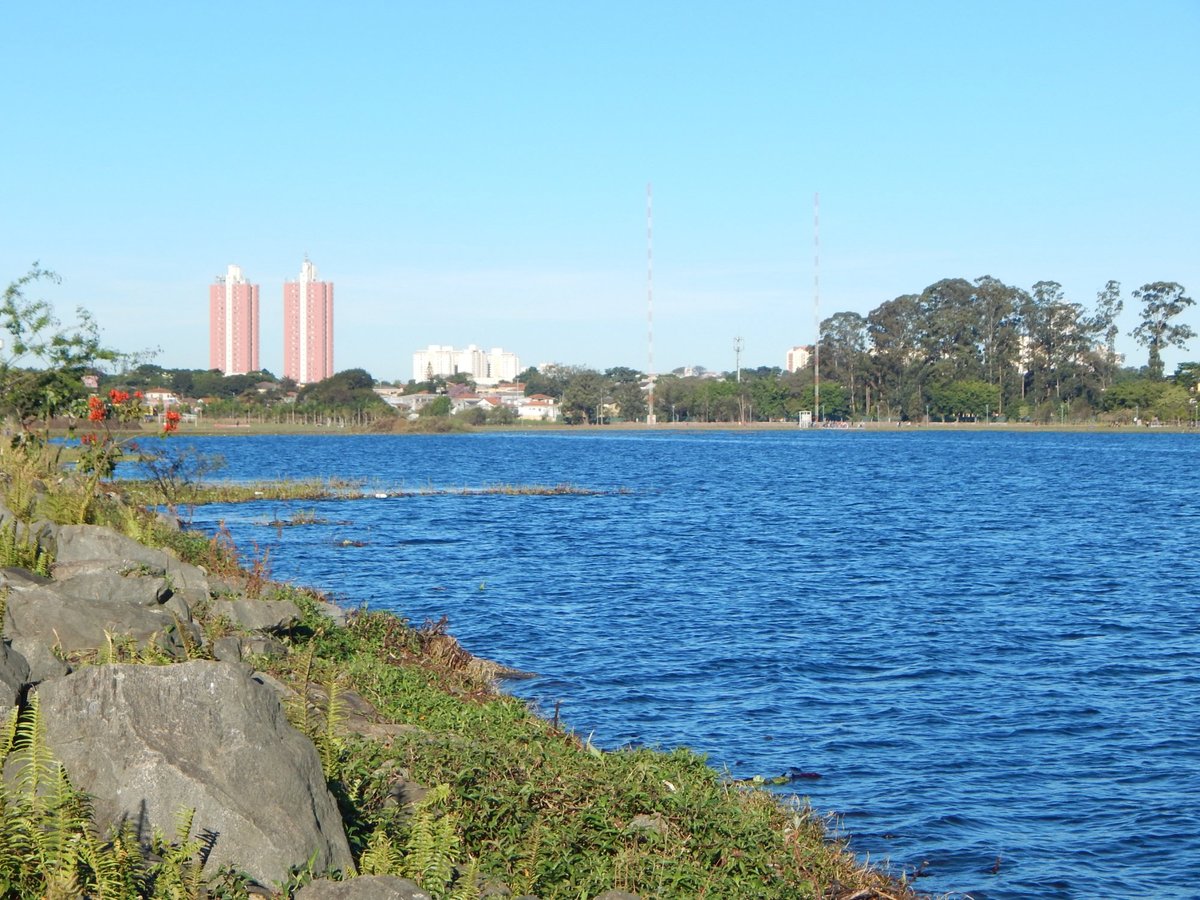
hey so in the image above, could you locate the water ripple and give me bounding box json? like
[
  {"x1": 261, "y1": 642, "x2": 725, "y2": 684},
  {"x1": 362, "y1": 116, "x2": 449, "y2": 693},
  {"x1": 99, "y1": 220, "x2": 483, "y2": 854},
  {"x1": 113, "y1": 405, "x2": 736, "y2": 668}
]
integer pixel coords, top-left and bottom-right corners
[{"x1": 185, "y1": 430, "x2": 1200, "y2": 899}]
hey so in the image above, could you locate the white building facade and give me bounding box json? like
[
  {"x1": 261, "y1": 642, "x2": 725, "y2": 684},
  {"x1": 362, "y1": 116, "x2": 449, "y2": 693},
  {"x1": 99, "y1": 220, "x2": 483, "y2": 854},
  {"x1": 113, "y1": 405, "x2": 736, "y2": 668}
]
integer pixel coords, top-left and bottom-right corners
[
  {"x1": 786, "y1": 345, "x2": 812, "y2": 373},
  {"x1": 412, "y1": 344, "x2": 520, "y2": 385}
]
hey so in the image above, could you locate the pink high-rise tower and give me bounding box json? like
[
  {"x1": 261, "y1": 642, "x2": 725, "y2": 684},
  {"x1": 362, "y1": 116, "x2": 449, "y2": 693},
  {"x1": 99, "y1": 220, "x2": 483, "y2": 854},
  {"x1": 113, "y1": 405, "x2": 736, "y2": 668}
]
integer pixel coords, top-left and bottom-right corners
[
  {"x1": 209, "y1": 264, "x2": 260, "y2": 375},
  {"x1": 283, "y1": 257, "x2": 334, "y2": 384}
]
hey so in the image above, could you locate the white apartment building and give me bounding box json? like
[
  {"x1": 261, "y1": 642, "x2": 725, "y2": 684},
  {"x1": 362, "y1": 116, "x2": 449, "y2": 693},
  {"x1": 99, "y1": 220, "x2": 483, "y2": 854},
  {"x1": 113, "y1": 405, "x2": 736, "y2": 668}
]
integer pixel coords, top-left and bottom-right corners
[
  {"x1": 786, "y1": 345, "x2": 812, "y2": 373},
  {"x1": 412, "y1": 344, "x2": 520, "y2": 385}
]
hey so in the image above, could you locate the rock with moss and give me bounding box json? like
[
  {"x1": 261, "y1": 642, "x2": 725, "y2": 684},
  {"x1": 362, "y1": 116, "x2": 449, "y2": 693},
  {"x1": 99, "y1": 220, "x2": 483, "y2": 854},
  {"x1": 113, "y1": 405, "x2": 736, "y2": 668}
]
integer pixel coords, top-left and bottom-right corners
[{"x1": 31, "y1": 660, "x2": 355, "y2": 885}]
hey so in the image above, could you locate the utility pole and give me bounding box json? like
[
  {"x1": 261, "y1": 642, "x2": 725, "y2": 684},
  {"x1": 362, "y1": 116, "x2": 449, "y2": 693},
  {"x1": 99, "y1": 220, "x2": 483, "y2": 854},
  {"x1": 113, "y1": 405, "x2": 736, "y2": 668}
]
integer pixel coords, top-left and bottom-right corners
[
  {"x1": 735, "y1": 336, "x2": 745, "y2": 425},
  {"x1": 646, "y1": 182, "x2": 657, "y2": 424},
  {"x1": 813, "y1": 192, "x2": 820, "y2": 424}
]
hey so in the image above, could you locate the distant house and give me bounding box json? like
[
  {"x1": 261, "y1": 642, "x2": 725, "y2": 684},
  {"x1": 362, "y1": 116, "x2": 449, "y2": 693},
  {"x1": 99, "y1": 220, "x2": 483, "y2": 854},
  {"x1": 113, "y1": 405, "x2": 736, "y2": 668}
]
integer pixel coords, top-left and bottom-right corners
[
  {"x1": 373, "y1": 386, "x2": 408, "y2": 408},
  {"x1": 380, "y1": 392, "x2": 441, "y2": 414},
  {"x1": 518, "y1": 394, "x2": 560, "y2": 422},
  {"x1": 450, "y1": 393, "x2": 491, "y2": 414},
  {"x1": 143, "y1": 388, "x2": 179, "y2": 410}
]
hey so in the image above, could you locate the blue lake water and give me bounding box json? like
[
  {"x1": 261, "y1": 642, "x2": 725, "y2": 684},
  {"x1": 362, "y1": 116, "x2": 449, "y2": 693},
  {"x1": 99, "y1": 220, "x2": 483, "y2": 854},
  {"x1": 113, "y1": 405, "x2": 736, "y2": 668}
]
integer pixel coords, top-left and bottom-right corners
[{"x1": 167, "y1": 430, "x2": 1199, "y2": 899}]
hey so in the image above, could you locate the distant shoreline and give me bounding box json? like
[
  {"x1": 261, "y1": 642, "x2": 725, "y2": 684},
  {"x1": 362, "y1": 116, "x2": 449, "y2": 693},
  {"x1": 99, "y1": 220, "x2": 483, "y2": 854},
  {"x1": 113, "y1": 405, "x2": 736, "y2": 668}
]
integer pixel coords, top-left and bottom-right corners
[
  {"x1": 48, "y1": 418, "x2": 1199, "y2": 439},
  {"x1": 138, "y1": 420, "x2": 1200, "y2": 436}
]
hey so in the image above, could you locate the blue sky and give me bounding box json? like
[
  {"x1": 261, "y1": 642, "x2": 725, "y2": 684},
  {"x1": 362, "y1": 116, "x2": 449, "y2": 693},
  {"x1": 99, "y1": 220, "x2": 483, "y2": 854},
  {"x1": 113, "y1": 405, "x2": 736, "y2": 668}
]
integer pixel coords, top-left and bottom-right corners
[{"x1": 3, "y1": 1, "x2": 1197, "y2": 381}]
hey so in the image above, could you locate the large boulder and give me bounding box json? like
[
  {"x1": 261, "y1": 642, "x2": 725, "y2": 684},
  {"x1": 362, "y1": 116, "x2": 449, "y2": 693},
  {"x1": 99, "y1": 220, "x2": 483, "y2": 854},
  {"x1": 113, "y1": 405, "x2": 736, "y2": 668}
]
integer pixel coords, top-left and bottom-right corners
[
  {"x1": 52, "y1": 524, "x2": 212, "y2": 607},
  {"x1": 32, "y1": 661, "x2": 354, "y2": 885},
  {"x1": 3, "y1": 571, "x2": 197, "y2": 664},
  {"x1": 294, "y1": 877, "x2": 433, "y2": 899}
]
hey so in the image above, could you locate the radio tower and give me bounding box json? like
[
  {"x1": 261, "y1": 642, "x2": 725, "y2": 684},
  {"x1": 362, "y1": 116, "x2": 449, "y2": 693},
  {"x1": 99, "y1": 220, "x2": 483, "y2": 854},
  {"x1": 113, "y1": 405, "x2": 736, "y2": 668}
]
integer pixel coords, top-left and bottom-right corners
[
  {"x1": 646, "y1": 182, "x2": 657, "y2": 424},
  {"x1": 813, "y1": 192, "x2": 820, "y2": 424}
]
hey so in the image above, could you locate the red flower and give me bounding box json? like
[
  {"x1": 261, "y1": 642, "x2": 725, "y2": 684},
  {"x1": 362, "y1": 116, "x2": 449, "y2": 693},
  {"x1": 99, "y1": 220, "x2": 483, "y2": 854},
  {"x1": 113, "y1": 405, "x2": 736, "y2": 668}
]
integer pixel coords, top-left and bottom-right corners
[
  {"x1": 108, "y1": 389, "x2": 130, "y2": 404},
  {"x1": 135, "y1": 390, "x2": 143, "y2": 399},
  {"x1": 88, "y1": 396, "x2": 106, "y2": 422},
  {"x1": 163, "y1": 409, "x2": 182, "y2": 433},
  {"x1": 80, "y1": 433, "x2": 98, "y2": 446}
]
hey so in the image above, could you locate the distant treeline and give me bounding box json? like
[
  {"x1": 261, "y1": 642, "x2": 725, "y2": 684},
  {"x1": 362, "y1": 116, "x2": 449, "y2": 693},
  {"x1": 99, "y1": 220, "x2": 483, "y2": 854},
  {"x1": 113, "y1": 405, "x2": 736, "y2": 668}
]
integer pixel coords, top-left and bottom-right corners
[
  {"x1": 513, "y1": 276, "x2": 1198, "y2": 425},
  {"x1": 91, "y1": 276, "x2": 1200, "y2": 426}
]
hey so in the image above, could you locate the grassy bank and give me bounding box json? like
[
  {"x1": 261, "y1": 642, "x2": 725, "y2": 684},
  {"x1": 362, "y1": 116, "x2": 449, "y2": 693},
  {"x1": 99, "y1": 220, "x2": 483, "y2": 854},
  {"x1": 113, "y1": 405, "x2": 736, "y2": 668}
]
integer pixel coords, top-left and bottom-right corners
[{"x1": 0, "y1": 443, "x2": 920, "y2": 898}]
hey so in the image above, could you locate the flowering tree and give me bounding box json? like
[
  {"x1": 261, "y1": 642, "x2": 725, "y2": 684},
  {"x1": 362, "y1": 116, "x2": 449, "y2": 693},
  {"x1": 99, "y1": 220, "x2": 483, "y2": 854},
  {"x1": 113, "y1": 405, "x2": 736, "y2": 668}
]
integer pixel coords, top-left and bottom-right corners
[
  {"x1": 1, "y1": 265, "x2": 120, "y2": 439},
  {"x1": 70, "y1": 389, "x2": 179, "y2": 523},
  {"x1": 76, "y1": 389, "x2": 179, "y2": 479}
]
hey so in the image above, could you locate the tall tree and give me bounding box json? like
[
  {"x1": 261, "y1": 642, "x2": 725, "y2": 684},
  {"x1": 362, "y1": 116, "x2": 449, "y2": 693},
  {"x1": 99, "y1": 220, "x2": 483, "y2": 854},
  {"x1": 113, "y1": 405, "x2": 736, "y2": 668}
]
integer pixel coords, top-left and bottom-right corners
[
  {"x1": 918, "y1": 278, "x2": 980, "y2": 385},
  {"x1": 819, "y1": 311, "x2": 867, "y2": 415},
  {"x1": 973, "y1": 276, "x2": 1024, "y2": 413},
  {"x1": 560, "y1": 369, "x2": 605, "y2": 424},
  {"x1": 611, "y1": 380, "x2": 647, "y2": 422},
  {"x1": 1131, "y1": 282, "x2": 1195, "y2": 380},
  {"x1": 866, "y1": 294, "x2": 924, "y2": 419},
  {"x1": 1023, "y1": 281, "x2": 1094, "y2": 403},
  {"x1": 1089, "y1": 280, "x2": 1123, "y2": 386}
]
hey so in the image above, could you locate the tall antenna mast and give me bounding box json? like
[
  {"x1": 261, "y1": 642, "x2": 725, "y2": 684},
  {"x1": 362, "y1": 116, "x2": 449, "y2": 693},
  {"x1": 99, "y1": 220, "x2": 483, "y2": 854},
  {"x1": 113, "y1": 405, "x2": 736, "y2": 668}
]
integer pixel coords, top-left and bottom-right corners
[
  {"x1": 646, "y1": 183, "x2": 657, "y2": 424},
  {"x1": 813, "y1": 192, "x2": 820, "y2": 424},
  {"x1": 734, "y1": 336, "x2": 743, "y2": 382}
]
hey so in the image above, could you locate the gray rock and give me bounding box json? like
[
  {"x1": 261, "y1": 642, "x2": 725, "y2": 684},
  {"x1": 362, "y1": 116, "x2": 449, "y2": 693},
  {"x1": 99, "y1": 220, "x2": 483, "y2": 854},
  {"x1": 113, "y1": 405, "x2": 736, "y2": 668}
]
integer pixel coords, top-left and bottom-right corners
[
  {"x1": 593, "y1": 893, "x2": 640, "y2": 900},
  {"x1": 155, "y1": 510, "x2": 182, "y2": 532},
  {"x1": 212, "y1": 636, "x2": 243, "y2": 662},
  {"x1": 627, "y1": 813, "x2": 667, "y2": 837},
  {"x1": 208, "y1": 596, "x2": 301, "y2": 633},
  {"x1": 241, "y1": 635, "x2": 288, "y2": 658},
  {"x1": 314, "y1": 600, "x2": 349, "y2": 627},
  {"x1": 32, "y1": 661, "x2": 354, "y2": 885},
  {"x1": 0, "y1": 568, "x2": 72, "y2": 680},
  {"x1": 54, "y1": 571, "x2": 173, "y2": 607},
  {"x1": 0, "y1": 640, "x2": 30, "y2": 712},
  {"x1": 3, "y1": 578, "x2": 195, "y2": 661},
  {"x1": 294, "y1": 877, "x2": 432, "y2": 899},
  {"x1": 0, "y1": 503, "x2": 56, "y2": 551},
  {"x1": 52, "y1": 524, "x2": 211, "y2": 607},
  {"x1": 7, "y1": 637, "x2": 70, "y2": 683}
]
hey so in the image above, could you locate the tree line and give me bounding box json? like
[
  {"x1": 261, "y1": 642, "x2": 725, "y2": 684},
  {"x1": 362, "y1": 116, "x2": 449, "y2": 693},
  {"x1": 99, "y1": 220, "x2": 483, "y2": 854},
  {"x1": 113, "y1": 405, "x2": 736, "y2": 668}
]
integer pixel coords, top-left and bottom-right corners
[
  {"x1": 810, "y1": 277, "x2": 1194, "y2": 423},
  {"x1": 3, "y1": 265, "x2": 1195, "y2": 432},
  {"x1": 520, "y1": 277, "x2": 1194, "y2": 425}
]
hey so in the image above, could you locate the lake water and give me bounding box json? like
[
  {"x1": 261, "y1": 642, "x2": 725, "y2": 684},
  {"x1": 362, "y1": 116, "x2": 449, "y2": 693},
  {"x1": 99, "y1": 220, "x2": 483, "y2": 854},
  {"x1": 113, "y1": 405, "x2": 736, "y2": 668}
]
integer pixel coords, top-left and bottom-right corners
[{"x1": 171, "y1": 430, "x2": 1200, "y2": 899}]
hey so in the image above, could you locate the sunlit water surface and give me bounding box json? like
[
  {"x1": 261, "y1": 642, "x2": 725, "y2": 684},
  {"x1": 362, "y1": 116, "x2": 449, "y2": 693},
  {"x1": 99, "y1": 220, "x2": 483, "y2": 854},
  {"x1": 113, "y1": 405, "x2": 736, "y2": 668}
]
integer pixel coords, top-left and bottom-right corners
[{"x1": 165, "y1": 430, "x2": 1199, "y2": 899}]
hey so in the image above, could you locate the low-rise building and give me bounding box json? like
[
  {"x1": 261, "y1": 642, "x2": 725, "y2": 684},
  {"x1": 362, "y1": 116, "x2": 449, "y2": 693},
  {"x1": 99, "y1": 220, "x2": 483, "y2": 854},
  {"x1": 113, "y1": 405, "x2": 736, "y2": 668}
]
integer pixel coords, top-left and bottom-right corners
[
  {"x1": 143, "y1": 388, "x2": 180, "y2": 410},
  {"x1": 518, "y1": 394, "x2": 560, "y2": 422}
]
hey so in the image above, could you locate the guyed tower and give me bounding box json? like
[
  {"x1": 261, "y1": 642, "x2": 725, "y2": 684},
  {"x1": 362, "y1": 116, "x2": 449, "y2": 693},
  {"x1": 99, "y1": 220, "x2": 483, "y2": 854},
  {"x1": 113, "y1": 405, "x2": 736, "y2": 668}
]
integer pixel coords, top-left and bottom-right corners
[{"x1": 646, "y1": 182, "x2": 656, "y2": 424}]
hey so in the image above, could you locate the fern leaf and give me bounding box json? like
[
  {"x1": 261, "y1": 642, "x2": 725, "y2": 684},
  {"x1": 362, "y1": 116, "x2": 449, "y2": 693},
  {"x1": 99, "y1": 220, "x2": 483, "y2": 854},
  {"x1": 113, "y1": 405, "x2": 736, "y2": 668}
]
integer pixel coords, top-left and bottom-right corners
[{"x1": 360, "y1": 827, "x2": 404, "y2": 876}]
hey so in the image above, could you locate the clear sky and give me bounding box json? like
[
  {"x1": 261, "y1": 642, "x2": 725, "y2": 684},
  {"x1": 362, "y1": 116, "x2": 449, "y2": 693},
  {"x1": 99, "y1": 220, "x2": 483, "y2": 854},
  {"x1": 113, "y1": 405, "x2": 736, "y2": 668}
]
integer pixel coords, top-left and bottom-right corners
[{"x1": 3, "y1": 1, "x2": 1197, "y2": 381}]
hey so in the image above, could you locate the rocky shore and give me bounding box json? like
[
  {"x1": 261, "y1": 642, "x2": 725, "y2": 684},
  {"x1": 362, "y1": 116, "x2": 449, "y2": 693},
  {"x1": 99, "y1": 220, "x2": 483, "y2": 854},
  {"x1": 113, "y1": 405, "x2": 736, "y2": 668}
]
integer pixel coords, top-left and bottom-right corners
[
  {"x1": 0, "y1": 505, "x2": 429, "y2": 896},
  {"x1": 0, "y1": 490, "x2": 915, "y2": 899}
]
